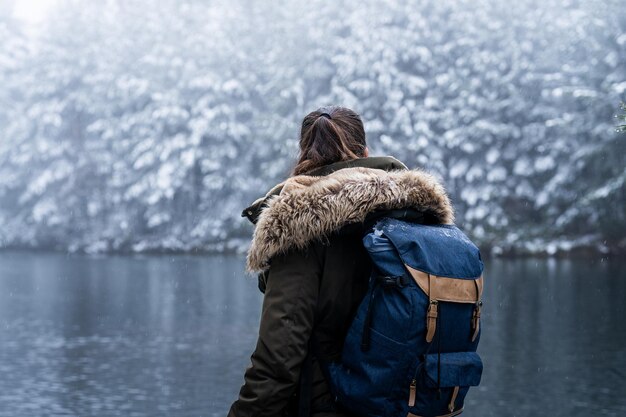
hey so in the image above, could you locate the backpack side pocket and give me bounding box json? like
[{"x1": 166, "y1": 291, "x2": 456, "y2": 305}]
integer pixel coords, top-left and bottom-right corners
[{"x1": 408, "y1": 351, "x2": 483, "y2": 417}]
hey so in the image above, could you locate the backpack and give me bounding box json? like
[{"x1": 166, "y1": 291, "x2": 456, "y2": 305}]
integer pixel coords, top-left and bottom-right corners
[{"x1": 325, "y1": 217, "x2": 484, "y2": 417}]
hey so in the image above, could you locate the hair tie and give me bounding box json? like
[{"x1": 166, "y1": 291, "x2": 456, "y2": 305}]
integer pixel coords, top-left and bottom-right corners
[{"x1": 319, "y1": 112, "x2": 332, "y2": 119}]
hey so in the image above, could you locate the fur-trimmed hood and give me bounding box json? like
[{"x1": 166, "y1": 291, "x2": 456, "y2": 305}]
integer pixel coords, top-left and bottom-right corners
[{"x1": 246, "y1": 164, "x2": 455, "y2": 272}]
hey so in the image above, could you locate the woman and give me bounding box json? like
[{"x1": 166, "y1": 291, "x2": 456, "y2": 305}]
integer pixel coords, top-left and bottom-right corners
[{"x1": 229, "y1": 106, "x2": 454, "y2": 417}]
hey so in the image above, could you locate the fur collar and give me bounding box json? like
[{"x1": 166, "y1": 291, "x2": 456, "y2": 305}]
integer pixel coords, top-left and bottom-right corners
[{"x1": 247, "y1": 167, "x2": 454, "y2": 272}]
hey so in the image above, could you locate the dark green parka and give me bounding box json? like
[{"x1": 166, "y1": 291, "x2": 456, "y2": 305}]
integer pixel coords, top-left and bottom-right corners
[{"x1": 228, "y1": 156, "x2": 454, "y2": 417}]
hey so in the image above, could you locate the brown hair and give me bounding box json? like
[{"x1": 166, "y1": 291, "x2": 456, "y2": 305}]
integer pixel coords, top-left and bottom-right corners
[{"x1": 292, "y1": 106, "x2": 367, "y2": 176}]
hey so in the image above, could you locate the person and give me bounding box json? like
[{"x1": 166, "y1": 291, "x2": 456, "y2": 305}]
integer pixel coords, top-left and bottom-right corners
[{"x1": 228, "y1": 106, "x2": 454, "y2": 417}]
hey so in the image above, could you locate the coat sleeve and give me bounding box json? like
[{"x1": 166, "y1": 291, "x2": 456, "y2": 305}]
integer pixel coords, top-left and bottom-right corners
[{"x1": 228, "y1": 245, "x2": 323, "y2": 417}]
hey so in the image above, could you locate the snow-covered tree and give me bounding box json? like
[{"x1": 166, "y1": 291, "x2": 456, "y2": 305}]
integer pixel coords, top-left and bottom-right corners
[
  {"x1": 617, "y1": 102, "x2": 626, "y2": 133},
  {"x1": 0, "y1": 0, "x2": 624, "y2": 255}
]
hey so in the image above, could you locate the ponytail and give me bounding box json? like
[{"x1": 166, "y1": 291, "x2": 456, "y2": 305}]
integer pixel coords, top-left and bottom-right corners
[{"x1": 293, "y1": 106, "x2": 367, "y2": 176}]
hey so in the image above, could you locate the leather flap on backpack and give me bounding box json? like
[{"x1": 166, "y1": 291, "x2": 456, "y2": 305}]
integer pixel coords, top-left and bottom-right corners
[{"x1": 406, "y1": 265, "x2": 483, "y2": 303}]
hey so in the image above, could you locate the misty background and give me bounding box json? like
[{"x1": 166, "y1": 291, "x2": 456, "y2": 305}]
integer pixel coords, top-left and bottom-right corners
[{"x1": 1, "y1": 0, "x2": 624, "y2": 256}]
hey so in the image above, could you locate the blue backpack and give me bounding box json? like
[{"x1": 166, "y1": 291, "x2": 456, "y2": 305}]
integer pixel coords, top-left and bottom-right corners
[{"x1": 325, "y1": 218, "x2": 484, "y2": 417}]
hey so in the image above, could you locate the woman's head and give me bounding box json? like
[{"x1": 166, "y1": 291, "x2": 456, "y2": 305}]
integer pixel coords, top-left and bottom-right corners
[{"x1": 292, "y1": 106, "x2": 368, "y2": 176}]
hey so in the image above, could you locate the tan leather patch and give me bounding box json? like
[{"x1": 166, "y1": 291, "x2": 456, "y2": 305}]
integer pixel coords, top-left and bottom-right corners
[
  {"x1": 408, "y1": 380, "x2": 416, "y2": 407},
  {"x1": 405, "y1": 265, "x2": 483, "y2": 303}
]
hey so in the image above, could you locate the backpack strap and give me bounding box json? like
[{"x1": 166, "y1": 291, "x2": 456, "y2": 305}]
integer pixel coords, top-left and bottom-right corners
[
  {"x1": 426, "y1": 274, "x2": 439, "y2": 343},
  {"x1": 360, "y1": 279, "x2": 378, "y2": 352},
  {"x1": 471, "y1": 279, "x2": 482, "y2": 342}
]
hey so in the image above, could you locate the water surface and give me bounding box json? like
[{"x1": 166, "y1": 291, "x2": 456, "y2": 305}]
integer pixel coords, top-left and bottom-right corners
[{"x1": 0, "y1": 252, "x2": 624, "y2": 416}]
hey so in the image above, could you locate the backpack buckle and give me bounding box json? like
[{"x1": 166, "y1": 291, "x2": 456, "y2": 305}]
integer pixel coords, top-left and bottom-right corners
[
  {"x1": 376, "y1": 274, "x2": 410, "y2": 288},
  {"x1": 426, "y1": 300, "x2": 438, "y2": 343},
  {"x1": 471, "y1": 301, "x2": 482, "y2": 342}
]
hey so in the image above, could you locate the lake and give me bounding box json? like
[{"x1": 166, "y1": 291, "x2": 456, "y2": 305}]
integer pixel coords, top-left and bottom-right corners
[{"x1": 0, "y1": 251, "x2": 624, "y2": 417}]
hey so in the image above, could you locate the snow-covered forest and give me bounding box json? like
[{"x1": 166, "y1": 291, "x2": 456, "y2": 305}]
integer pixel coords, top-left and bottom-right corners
[{"x1": 0, "y1": 0, "x2": 624, "y2": 256}]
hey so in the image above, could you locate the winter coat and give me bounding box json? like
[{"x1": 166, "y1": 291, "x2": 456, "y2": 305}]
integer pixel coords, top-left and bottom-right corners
[{"x1": 228, "y1": 156, "x2": 454, "y2": 417}]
